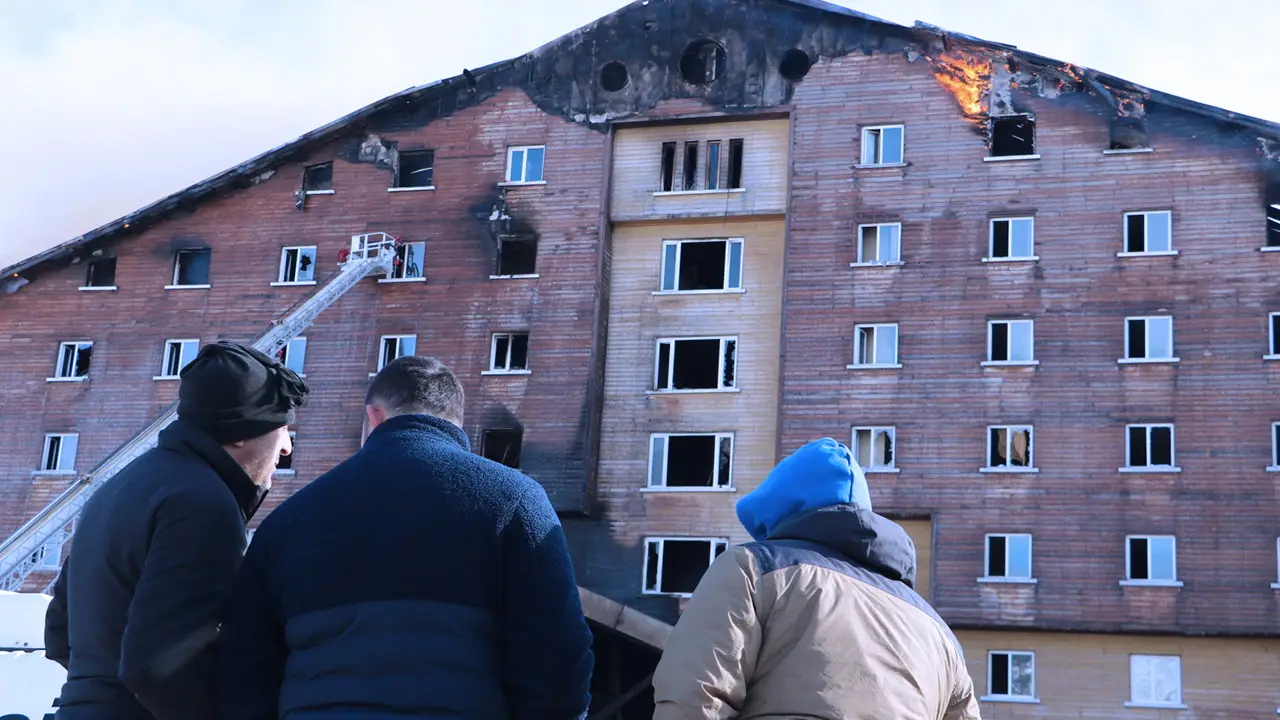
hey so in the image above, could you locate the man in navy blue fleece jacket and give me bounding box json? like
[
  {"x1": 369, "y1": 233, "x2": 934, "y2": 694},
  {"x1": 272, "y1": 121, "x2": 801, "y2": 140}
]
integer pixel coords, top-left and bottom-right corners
[{"x1": 215, "y1": 356, "x2": 594, "y2": 719}]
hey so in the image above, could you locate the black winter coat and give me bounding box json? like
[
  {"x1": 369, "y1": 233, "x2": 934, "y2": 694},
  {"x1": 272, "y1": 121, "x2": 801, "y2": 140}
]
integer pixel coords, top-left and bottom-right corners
[{"x1": 44, "y1": 419, "x2": 266, "y2": 720}]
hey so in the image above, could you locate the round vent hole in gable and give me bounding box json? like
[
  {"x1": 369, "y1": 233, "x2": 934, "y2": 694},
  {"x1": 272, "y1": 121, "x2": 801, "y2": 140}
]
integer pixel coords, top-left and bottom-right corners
[
  {"x1": 599, "y1": 61, "x2": 629, "y2": 92},
  {"x1": 779, "y1": 49, "x2": 811, "y2": 81}
]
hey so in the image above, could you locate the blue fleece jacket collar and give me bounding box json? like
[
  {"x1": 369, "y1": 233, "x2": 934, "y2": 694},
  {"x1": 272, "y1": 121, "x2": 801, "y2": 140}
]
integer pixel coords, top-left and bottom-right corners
[
  {"x1": 736, "y1": 437, "x2": 872, "y2": 542},
  {"x1": 367, "y1": 414, "x2": 471, "y2": 453}
]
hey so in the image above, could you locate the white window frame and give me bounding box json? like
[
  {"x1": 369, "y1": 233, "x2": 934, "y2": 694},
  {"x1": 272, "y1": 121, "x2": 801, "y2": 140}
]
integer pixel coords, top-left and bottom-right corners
[
  {"x1": 1123, "y1": 535, "x2": 1181, "y2": 586},
  {"x1": 1266, "y1": 312, "x2": 1280, "y2": 360},
  {"x1": 1126, "y1": 654, "x2": 1184, "y2": 709},
  {"x1": 1121, "y1": 315, "x2": 1178, "y2": 363},
  {"x1": 1120, "y1": 210, "x2": 1176, "y2": 256},
  {"x1": 503, "y1": 145, "x2": 546, "y2": 185},
  {"x1": 985, "y1": 217, "x2": 1037, "y2": 262},
  {"x1": 984, "y1": 319, "x2": 1037, "y2": 366},
  {"x1": 274, "y1": 430, "x2": 297, "y2": 475},
  {"x1": 859, "y1": 125, "x2": 905, "y2": 167},
  {"x1": 383, "y1": 240, "x2": 426, "y2": 282},
  {"x1": 646, "y1": 433, "x2": 735, "y2": 491},
  {"x1": 981, "y1": 533, "x2": 1035, "y2": 583},
  {"x1": 851, "y1": 426, "x2": 897, "y2": 473},
  {"x1": 983, "y1": 650, "x2": 1037, "y2": 702},
  {"x1": 278, "y1": 337, "x2": 307, "y2": 377},
  {"x1": 983, "y1": 425, "x2": 1037, "y2": 472},
  {"x1": 1270, "y1": 422, "x2": 1280, "y2": 472},
  {"x1": 487, "y1": 332, "x2": 531, "y2": 374},
  {"x1": 168, "y1": 248, "x2": 212, "y2": 289},
  {"x1": 273, "y1": 245, "x2": 318, "y2": 286},
  {"x1": 31, "y1": 537, "x2": 64, "y2": 570},
  {"x1": 1122, "y1": 423, "x2": 1179, "y2": 472},
  {"x1": 1272, "y1": 537, "x2": 1280, "y2": 589},
  {"x1": 852, "y1": 223, "x2": 903, "y2": 266},
  {"x1": 37, "y1": 433, "x2": 79, "y2": 474},
  {"x1": 50, "y1": 341, "x2": 93, "y2": 381},
  {"x1": 652, "y1": 336, "x2": 738, "y2": 393},
  {"x1": 657, "y1": 238, "x2": 746, "y2": 294},
  {"x1": 641, "y1": 537, "x2": 730, "y2": 597},
  {"x1": 849, "y1": 324, "x2": 900, "y2": 369},
  {"x1": 373, "y1": 334, "x2": 417, "y2": 375},
  {"x1": 155, "y1": 338, "x2": 199, "y2": 380}
]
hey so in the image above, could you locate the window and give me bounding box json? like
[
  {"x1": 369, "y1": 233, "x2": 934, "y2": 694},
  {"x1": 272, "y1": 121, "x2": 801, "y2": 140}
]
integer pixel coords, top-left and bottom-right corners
[
  {"x1": 495, "y1": 235, "x2": 537, "y2": 277},
  {"x1": 1126, "y1": 424, "x2": 1176, "y2": 470},
  {"x1": 1109, "y1": 117, "x2": 1148, "y2": 151},
  {"x1": 53, "y1": 341, "x2": 93, "y2": 379},
  {"x1": 861, "y1": 125, "x2": 905, "y2": 166},
  {"x1": 851, "y1": 427, "x2": 895, "y2": 472},
  {"x1": 30, "y1": 536, "x2": 64, "y2": 570},
  {"x1": 727, "y1": 138, "x2": 744, "y2": 189},
  {"x1": 855, "y1": 224, "x2": 902, "y2": 265},
  {"x1": 987, "y1": 320, "x2": 1035, "y2": 364},
  {"x1": 852, "y1": 324, "x2": 899, "y2": 367},
  {"x1": 275, "y1": 431, "x2": 296, "y2": 472},
  {"x1": 660, "y1": 142, "x2": 677, "y2": 192},
  {"x1": 1123, "y1": 211, "x2": 1173, "y2": 254},
  {"x1": 659, "y1": 239, "x2": 744, "y2": 292},
  {"x1": 988, "y1": 218, "x2": 1035, "y2": 260},
  {"x1": 1268, "y1": 312, "x2": 1279, "y2": 357},
  {"x1": 277, "y1": 246, "x2": 317, "y2": 284},
  {"x1": 985, "y1": 534, "x2": 1033, "y2": 580},
  {"x1": 482, "y1": 429, "x2": 523, "y2": 469},
  {"x1": 1267, "y1": 183, "x2": 1280, "y2": 248},
  {"x1": 505, "y1": 146, "x2": 545, "y2": 184},
  {"x1": 648, "y1": 433, "x2": 733, "y2": 489},
  {"x1": 986, "y1": 651, "x2": 1035, "y2": 700},
  {"x1": 158, "y1": 339, "x2": 199, "y2": 379},
  {"x1": 1272, "y1": 422, "x2": 1280, "y2": 470},
  {"x1": 276, "y1": 337, "x2": 307, "y2": 376},
  {"x1": 1124, "y1": 316, "x2": 1175, "y2": 362},
  {"x1": 987, "y1": 426, "x2": 1034, "y2": 470},
  {"x1": 39, "y1": 434, "x2": 78, "y2": 473},
  {"x1": 84, "y1": 257, "x2": 116, "y2": 289},
  {"x1": 396, "y1": 150, "x2": 434, "y2": 189},
  {"x1": 377, "y1": 335, "x2": 416, "y2": 371},
  {"x1": 1129, "y1": 655, "x2": 1182, "y2": 708},
  {"x1": 302, "y1": 162, "x2": 333, "y2": 193},
  {"x1": 1126, "y1": 535, "x2": 1178, "y2": 583},
  {"x1": 705, "y1": 141, "x2": 721, "y2": 190},
  {"x1": 171, "y1": 248, "x2": 211, "y2": 287},
  {"x1": 654, "y1": 337, "x2": 737, "y2": 392},
  {"x1": 990, "y1": 115, "x2": 1035, "y2": 157},
  {"x1": 490, "y1": 333, "x2": 530, "y2": 373},
  {"x1": 682, "y1": 142, "x2": 699, "y2": 191},
  {"x1": 387, "y1": 241, "x2": 425, "y2": 281},
  {"x1": 642, "y1": 538, "x2": 729, "y2": 596}
]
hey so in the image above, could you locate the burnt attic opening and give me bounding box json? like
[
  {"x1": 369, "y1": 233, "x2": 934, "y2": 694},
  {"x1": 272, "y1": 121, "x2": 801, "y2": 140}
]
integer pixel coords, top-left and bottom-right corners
[
  {"x1": 396, "y1": 150, "x2": 435, "y2": 189},
  {"x1": 599, "y1": 61, "x2": 629, "y2": 92},
  {"x1": 779, "y1": 49, "x2": 811, "y2": 81},
  {"x1": 483, "y1": 429, "x2": 523, "y2": 469},
  {"x1": 990, "y1": 115, "x2": 1036, "y2": 157},
  {"x1": 1266, "y1": 182, "x2": 1280, "y2": 248},
  {"x1": 680, "y1": 39, "x2": 725, "y2": 85},
  {"x1": 1109, "y1": 117, "x2": 1148, "y2": 150},
  {"x1": 85, "y1": 256, "x2": 116, "y2": 288},
  {"x1": 302, "y1": 162, "x2": 332, "y2": 192}
]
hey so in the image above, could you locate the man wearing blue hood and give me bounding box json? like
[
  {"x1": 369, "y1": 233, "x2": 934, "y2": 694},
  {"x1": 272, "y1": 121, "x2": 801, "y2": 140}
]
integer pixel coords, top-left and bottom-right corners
[{"x1": 652, "y1": 438, "x2": 980, "y2": 719}]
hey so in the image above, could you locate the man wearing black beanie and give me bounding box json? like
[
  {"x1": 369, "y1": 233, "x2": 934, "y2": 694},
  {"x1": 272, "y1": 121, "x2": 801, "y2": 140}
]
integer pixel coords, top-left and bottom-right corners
[{"x1": 44, "y1": 340, "x2": 309, "y2": 720}]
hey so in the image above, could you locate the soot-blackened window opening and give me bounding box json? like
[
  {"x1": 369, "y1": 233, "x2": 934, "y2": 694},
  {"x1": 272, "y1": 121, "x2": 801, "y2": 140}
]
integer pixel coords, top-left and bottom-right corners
[
  {"x1": 990, "y1": 115, "x2": 1036, "y2": 157},
  {"x1": 302, "y1": 163, "x2": 332, "y2": 192},
  {"x1": 1109, "y1": 117, "x2": 1148, "y2": 150},
  {"x1": 679, "y1": 39, "x2": 726, "y2": 85},
  {"x1": 397, "y1": 150, "x2": 435, "y2": 188},
  {"x1": 173, "y1": 248, "x2": 211, "y2": 286},
  {"x1": 683, "y1": 142, "x2": 699, "y2": 191},
  {"x1": 1266, "y1": 183, "x2": 1280, "y2": 248},
  {"x1": 663, "y1": 435, "x2": 731, "y2": 488},
  {"x1": 496, "y1": 235, "x2": 537, "y2": 276},
  {"x1": 727, "y1": 139, "x2": 744, "y2": 188},
  {"x1": 655, "y1": 338, "x2": 736, "y2": 391},
  {"x1": 645, "y1": 539, "x2": 728, "y2": 595},
  {"x1": 85, "y1": 257, "x2": 116, "y2": 288},
  {"x1": 483, "y1": 429, "x2": 523, "y2": 469},
  {"x1": 660, "y1": 142, "x2": 677, "y2": 192}
]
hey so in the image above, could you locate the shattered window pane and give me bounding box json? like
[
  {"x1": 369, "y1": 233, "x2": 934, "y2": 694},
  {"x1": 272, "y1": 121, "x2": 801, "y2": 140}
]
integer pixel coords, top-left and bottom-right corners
[
  {"x1": 279, "y1": 246, "x2": 316, "y2": 283},
  {"x1": 302, "y1": 162, "x2": 332, "y2": 192},
  {"x1": 397, "y1": 150, "x2": 434, "y2": 188},
  {"x1": 1009, "y1": 653, "x2": 1034, "y2": 697},
  {"x1": 645, "y1": 541, "x2": 661, "y2": 591},
  {"x1": 56, "y1": 342, "x2": 92, "y2": 378},
  {"x1": 721, "y1": 339, "x2": 736, "y2": 388},
  {"x1": 717, "y1": 436, "x2": 733, "y2": 486},
  {"x1": 1267, "y1": 186, "x2": 1280, "y2": 247},
  {"x1": 852, "y1": 427, "x2": 894, "y2": 470},
  {"x1": 497, "y1": 236, "x2": 537, "y2": 276}
]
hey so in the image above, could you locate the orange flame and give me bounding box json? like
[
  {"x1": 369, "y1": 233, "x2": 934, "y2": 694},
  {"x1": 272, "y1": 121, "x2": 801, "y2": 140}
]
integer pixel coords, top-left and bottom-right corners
[{"x1": 929, "y1": 50, "x2": 991, "y2": 117}]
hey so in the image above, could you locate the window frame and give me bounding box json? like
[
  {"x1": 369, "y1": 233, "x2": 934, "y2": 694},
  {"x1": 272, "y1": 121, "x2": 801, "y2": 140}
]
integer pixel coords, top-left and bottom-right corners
[
  {"x1": 987, "y1": 114, "x2": 1038, "y2": 160},
  {"x1": 982, "y1": 533, "x2": 1035, "y2": 582},
  {"x1": 1120, "y1": 210, "x2": 1175, "y2": 256},
  {"x1": 31, "y1": 534, "x2": 65, "y2": 570},
  {"x1": 492, "y1": 235, "x2": 539, "y2": 278},
  {"x1": 481, "y1": 428, "x2": 524, "y2": 469},
  {"x1": 278, "y1": 337, "x2": 307, "y2": 377},
  {"x1": 393, "y1": 149, "x2": 435, "y2": 190},
  {"x1": 986, "y1": 217, "x2": 1037, "y2": 262},
  {"x1": 381, "y1": 240, "x2": 426, "y2": 282},
  {"x1": 273, "y1": 245, "x2": 318, "y2": 286},
  {"x1": 51, "y1": 341, "x2": 93, "y2": 381},
  {"x1": 859, "y1": 124, "x2": 906, "y2": 167},
  {"x1": 657, "y1": 238, "x2": 746, "y2": 294},
  {"x1": 81, "y1": 257, "x2": 118, "y2": 290},
  {"x1": 1123, "y1": 423, "x2": 1179, "y2": 472},
  {"x1": 851, "y1": 426, "x2": 897, "y2": 473},
  {"x1": 849, "y1": 324, "x2": 900, "y2": 369},
  {"x1": 1267, "y1": 312, "x2": 1280, "y2": 359},
  {"x1": 646, "y1": 433, "x2": 735, "y2": 491},
  {"x1": 504, "y1": 145, "x2": 546, "y2": 185},
  {"x1": 168, "y1": 248, "x2": 212, "y2": 289},
  {"x1": 1121, "y1": 315, "x2": 1177, "y2": 363},
  {"x1": 985, "y1": 319, "x2": 1037, "y2": 365},
  {"x1": 652, "y1": 336, "x2": 739, "y2": 393},
  {"x1": 983, "y1": 425, "x2": 1037, "y2": 472},
  {"x1": 641, "y1": 536, "x2": 730, "y2": 597},
  {"x1": 984, "y1": 650, "x2": 1037, "y2": 702},
  {"x1": 1127, "y1": 654, "x2": 1184, "y2": 709},
  {"x1": 374, "y1": 334, "x2": 417, "y2": 374},
  {"x1": 1271, "y1": 422, "x2": 1280, "y2": 471},
  {"x1": 38, "y1": 433, "x2": 79, "y2": 474},
  {"x1": 274, "y1": 430, "x2": 297, "y2": 475},
  {"x1": 487, "y1": 332, "x2": 531, "y2": 374},
  {"x1": 155, "y1": 338, "x2": 200, "y2": 380},
  {"x1": 852, "y1": 223, "x2": 903, "y2": 266},
  {"x1": 1124, "y1": 535, "x2": 1180, "y2": 586},
  {"x1": 302, "y1": 162, "x2": 334, "y2": 194}
]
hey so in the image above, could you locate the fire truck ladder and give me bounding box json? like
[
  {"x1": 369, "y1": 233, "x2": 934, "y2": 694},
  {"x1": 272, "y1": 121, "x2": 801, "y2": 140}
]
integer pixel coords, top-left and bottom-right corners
[{"x1": 0, "y1": 233, "x2": 400, "y2": 592}]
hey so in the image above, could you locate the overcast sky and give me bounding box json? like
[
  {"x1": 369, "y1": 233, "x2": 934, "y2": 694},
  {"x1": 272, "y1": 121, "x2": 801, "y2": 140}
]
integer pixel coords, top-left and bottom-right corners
[{"x1": 1, "y1": 0, "x2": 1274, "y2": 268}]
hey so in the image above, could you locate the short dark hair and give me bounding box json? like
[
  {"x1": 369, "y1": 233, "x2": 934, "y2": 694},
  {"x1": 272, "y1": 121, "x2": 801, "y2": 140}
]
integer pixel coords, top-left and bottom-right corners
[{"x1": 366, "y1": 356, "x2": 465, "y2": 423}]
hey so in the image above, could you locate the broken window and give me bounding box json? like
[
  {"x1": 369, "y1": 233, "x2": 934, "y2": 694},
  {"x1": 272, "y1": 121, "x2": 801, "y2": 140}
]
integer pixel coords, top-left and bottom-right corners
[
  {"x1": 277, "y1": 246, "x2": 317, "y2": 284},
  {"x1": 727, "y1": 138, "x2": 744, "y2": 189},
  {"x1": 660, "y1": 238, "x2": 744, "y2": 292},
  {"x1": 1125, "y1": 316, "x2": 1174, "y2": 361},
  {"x1": 643, "y1": 537, "x2": 729, "y2": 595},
  {"x1": 506, "y1": 146, "x2": 545, "y2": 184},
  {"x1": 853, "y1": 324, "x2": 898, "y2": 367},
  {"x1": 495, "y1": 235, "x2": 537, "y2": 277},
  {"x1": 482, "y1": 429, "x2": 523, "y2": 469},
  {"x1": 159, "y1": 339, "x2": 199, "y2": 378},
  {"x1": 54, "y1": 341, "x2": 93, "y2": 379},
  {"x1": 988, "y1": 319, "x2": 1034, "y2": 363},
  {"x1": 985, "y1": 534, "x2": 1033, "y2": 579},
  {"x1": 276, "y1": 431, "x2": 296, "y2": 472},
  {"x1": 302, "y1": 162, "x2": 333, "y2": 193},
  {"x1": 987, "y1": 426, "x2": 1033, "y2": 469},
  {"x1": 1109, "y1": 117, "x2": 1148, "y2": 151},
  {"x1": 1273, "y1": 422, "x2": 1280, "y2": 469},
  {"x1": 276, "y1": 337, "x2": 307, "y2": 376},
  {"x1": 678, "y1": 39, "x2": 725, "y2": 85},
  {"x1": 648, "y1": 433, "x2": 733, "y2": 489},
  {"x1": 1127, "y1": 424, "x2": 1175, "y2": 469},
  {"x1": 681, "y1": 142, "x2": 699, "y2": 191},
  {"x1": 861, "y1": 125, "x2": 904, "y2": 166},
  {"x1": 1130, "y1": 655, "x2": 1182, "y2": 708},
  {"x1": 659, "y1": 142, "x2": 677, "y2": 192},
  {"x1": 990, "y1": 115, "x2": 1036, "y2": 157},
  {"x1": 705, "y1": 141, "x2": 722, "y2": 190},
  {"x1": 388, "y1": 241, "x2": 425, "y2": 281},
  {"x1": 39, "y1": 433, "x2": 78, "y2": 473},
  {"x1": 851, "y1": 427, "x2": 895, "y2": 471},
  {"x1": 1127, "y1": 535, "x2": 1177, "y2": 582},
  {"x1": 988, "y1": 651, "x2": 1036, "y2": 700},
  {"x1": 654, "y1": 337, "x2": 737, "y2": 391},
  {"x1": 84, "y1": 257, "x2": 116, "y2": 288},
  {"x1": 1123, "y1": 211, "x2": 1173, "y2": 254},
  {"x1": 377, "y1": 335, "x2": 416, "y2": 371},
  {"x1": 1271, "y1": 313, "x2": 1280, "y2": 357},
  {"x1": 989, "y1": 218, "x2": 1035, "y2": 260},
  {"x1": 172, "y1": 248, "x2": 211, "y2": 287},
  {"x1": 856, "y1": 224, "x2": 902, "y2": 265},
  {"x1": 30, "y1": 532, "x2": 66, "y2": 569},
  {"x1": 396, "y1": 150, "x2": 435, "y2": 189},
  {"x1": 490, "y1": 332, "x2": 530, "y2": 372},
  {"x1": 1266, "y1": 183, "x2": 1280, "y2": 248}
]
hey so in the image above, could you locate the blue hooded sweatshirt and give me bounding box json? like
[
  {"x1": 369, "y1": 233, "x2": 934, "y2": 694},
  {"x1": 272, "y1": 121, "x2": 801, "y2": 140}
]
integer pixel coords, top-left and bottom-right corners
[{"x1": 736, "y1": 437, "x2": 873, "y2": 542}]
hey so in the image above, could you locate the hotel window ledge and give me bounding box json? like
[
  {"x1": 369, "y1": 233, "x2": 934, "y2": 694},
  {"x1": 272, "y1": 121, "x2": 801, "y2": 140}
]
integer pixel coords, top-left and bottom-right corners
[
  {"x1": 977, "y1": 577, "x2": 1038, "y2": 585},
  {"x1": 980, "y1": 696, "x2": 1040, "y2": 704},
  {"x1": 982, "y1": 256, "x2": 1039, "y2": 263},
  {"x1": 78, "y1": 286, "x2": 118, "y2": 292},
  {"x1": 1124, "y1": 703, "x2": 1187, "y2": 711},
  {"x1": 387, "y1": 186, "x2": 435, "y2": 193},
  {"x1": 1118, "y1": 357, "x2": 1180, "y2": 364},
  {"x1": 1102, "y1": 147, "x2": 1155, "y2": 155},
  {"x1": 378, "y1": 277, "x2": 426, "y2": 284},
  {"x1": 981, "y1": 361, "x2": 1040, "y2": 367},
  {"x1": 850, "y1": 261, "x2": 906, "y2": 268},
  {"x1": 854, "y1": 162, "x2": 909, "y2": 169},
  {"x1": 481, "y1": 370, "x2": 533, "y2": 377},
  {"x1": 31, "y1": 470, "x2": 78, "y2": 477},
  {"x1": 640, "y1": 487, "x2": 737, "y2": 494},
  {"x1": 1117, "y1": 250, "x2": 1179, "y2": 258},
  {"x1": 845, "y1": 363, "x2": 903, "y2": 370},
  {"x1": 1119, "y1": 580, "x2": 1184, "y2": 588},
  {"x1": 269, "y1": 281, "x2": 317, "y2": 287},
  {"x1": 652, "y1": 188, "x2": 746, "y2": 197},
  {"x1": 645, "y1": 388, "x2": 742, "y2": 396},
  {"x1": 489, "y1": 274, "x2": 540, "y2": 280},
  {"x1": 46, "y1": 377, "x2": 89, "y2": 383},
  {"x1": 979, "y1": 467, "x2": 1039, "y2": 474},
  {"x1": 983, "y1": 154, "x2": 1041, "y2": 163},
  {"x1": 1118, "y1": 467, "x2": 1182, "y2": 473},
  {"x1": 1260, "y1": 246, "x2": 1280, "y2": 253}
]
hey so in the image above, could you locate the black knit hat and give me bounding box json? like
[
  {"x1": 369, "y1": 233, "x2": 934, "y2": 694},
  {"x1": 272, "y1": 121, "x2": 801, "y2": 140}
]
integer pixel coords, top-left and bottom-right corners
[{"x1": 177, "y1": 341, "x2": 310, "y2": 444}]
